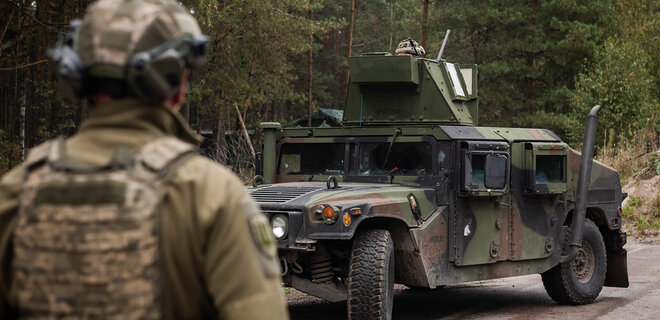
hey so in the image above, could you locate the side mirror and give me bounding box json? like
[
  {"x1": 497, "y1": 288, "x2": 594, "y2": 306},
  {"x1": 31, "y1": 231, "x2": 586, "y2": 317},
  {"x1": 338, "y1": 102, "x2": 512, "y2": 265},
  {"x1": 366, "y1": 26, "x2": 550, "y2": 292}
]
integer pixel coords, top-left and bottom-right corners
[{"x1": 484, "y1": 154, "x2": 507, "y2": 189}]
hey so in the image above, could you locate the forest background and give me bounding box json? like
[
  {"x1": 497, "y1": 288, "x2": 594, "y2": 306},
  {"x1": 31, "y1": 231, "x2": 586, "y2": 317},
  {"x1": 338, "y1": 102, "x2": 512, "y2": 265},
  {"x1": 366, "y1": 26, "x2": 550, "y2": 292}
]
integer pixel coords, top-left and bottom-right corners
[{"x1": 0, "y1": 0, "x2": 658, "y2": 181}]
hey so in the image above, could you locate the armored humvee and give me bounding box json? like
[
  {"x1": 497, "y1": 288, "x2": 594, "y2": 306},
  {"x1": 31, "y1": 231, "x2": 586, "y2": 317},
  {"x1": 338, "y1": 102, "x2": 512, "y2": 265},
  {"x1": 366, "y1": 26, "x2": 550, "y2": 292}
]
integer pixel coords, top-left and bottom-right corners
[{"x1": 250, "y1": 51, "x2": 628, "y2": 320}]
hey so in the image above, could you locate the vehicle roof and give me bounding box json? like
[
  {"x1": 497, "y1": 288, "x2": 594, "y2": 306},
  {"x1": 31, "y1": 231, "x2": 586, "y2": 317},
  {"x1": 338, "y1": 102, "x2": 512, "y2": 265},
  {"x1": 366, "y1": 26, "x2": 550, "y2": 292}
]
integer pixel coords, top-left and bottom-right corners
[{"x1": 277, "y1": 125, "x2": 562, "y2": 143}]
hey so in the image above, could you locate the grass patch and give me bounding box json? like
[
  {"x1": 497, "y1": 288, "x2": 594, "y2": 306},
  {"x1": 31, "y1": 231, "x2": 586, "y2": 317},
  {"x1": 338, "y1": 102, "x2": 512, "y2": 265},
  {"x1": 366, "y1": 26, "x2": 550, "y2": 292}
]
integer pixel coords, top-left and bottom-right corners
[
  {"x1": 622, "y1": 195, "x2": 660, "y2": 236},
  {"x1": 622, "y1": 196, "x2": 643, "y2": 218},
  {"x1": 597, "y1": 127, "x2": 658, "y2": 184},
  {"x1": 598, "y1": 127, "x2": 659, "y2": 237}
]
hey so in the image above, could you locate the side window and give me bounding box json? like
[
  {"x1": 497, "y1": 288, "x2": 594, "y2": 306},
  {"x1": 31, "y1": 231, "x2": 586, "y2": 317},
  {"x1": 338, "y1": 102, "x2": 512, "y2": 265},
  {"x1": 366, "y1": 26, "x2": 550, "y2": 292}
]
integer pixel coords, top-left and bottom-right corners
[
  {"x1": 463, "y1": 150, "x2": 509, "y2": 195},
  {"x1": 536, "y1": 155, "x2": 565, "y2": 183},
  {"x1": 524, "y1": 143, "x2": 568, "y2": 194},
  {"x1": 485, "y1": 154, "x2": 507, "y2": 189},
  {"x1": 470, "y1": 154, "x2": 485, "y2": 185}
]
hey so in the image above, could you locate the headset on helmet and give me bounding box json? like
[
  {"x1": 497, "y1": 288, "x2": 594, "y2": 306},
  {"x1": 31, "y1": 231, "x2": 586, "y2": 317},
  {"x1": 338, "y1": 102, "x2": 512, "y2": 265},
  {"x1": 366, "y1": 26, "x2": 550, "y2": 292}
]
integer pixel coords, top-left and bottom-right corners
[{"x1": 49, "y1": 19, "x2": 209, "y2": 105}]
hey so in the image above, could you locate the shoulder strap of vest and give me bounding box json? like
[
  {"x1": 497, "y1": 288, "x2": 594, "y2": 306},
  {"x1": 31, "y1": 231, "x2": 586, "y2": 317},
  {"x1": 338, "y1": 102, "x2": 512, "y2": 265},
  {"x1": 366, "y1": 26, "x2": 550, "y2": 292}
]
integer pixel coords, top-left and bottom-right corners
[
  {"x1": 24, "y1": 138, "x2": 63, "y2": 172},
  {"x1": 136, "y1": 136, "x2": 197, "y2": 173}
]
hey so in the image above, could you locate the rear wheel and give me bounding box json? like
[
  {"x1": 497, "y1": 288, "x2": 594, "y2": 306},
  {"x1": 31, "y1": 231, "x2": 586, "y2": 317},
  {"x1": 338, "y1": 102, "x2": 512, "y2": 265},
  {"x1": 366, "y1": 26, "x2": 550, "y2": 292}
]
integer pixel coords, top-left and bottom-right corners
[
  {"x1": 542, "y1": 219, "x2": 606, "y2": 305},
  {"x1": 347, "y1": 229, "x2": 395, "y2": 320}
]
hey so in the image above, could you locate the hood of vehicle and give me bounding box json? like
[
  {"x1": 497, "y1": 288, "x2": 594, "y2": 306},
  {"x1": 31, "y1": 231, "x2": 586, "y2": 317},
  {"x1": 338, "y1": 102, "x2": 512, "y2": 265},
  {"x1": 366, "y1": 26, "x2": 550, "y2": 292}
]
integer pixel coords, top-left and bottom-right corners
[
  {"x1": 249, "y1": 182, "x2": 418, "y2": 205},
  {"x1": 250, "y1": 182, "x2": 437, "y2": 223}
]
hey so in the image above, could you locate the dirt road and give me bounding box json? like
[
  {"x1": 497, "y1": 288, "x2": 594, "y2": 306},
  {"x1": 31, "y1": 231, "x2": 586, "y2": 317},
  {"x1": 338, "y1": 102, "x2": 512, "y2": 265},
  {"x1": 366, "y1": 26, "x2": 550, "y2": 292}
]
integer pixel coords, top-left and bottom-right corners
[{"x1": 286, "y1": 238, "x2": 660, "y2": 320}]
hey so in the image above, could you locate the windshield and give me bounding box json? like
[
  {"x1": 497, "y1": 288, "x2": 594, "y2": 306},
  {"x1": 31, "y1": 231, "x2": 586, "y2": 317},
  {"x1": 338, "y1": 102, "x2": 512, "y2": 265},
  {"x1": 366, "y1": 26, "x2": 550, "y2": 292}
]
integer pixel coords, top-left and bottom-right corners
[
  {"x1": 358, "y1": 142, "x2": 432, "y2": 176},
  {"x1": 278, "y1": 143, "x2": 344, "y2": 176}
]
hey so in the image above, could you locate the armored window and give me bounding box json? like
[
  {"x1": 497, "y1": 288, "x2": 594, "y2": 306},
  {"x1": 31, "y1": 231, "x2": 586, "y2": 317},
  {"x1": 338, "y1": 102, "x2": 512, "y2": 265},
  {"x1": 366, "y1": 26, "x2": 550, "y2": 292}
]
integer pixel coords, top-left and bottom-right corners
[
  {"x1": 278, "y1": 143, "x2": 345, "y2": 176},
  {"x1": 358, "y1": 142, "x2": 432, "y2": 176},
  {"x1": 462, "y1": 147, "x2": 509, "y2": 196},
  {"x1": 535, "y1": 155, "x2": 565, "y2": 183},
  {"x1": 523, "y1": 142, "x2": 568, "y2": 194},
  {"x1": 470, "y1": 154, "x2": 486, "y2": 185},
  {"x1": 445, "y1": 62, "x2": 466, "y2": 99}
]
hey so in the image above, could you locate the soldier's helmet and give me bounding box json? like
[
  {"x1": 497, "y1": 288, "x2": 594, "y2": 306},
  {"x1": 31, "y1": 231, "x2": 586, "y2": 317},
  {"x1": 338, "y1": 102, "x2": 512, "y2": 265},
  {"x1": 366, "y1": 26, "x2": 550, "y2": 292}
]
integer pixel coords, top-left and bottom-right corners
[
  {"x1": 395, "y1": 38, "x2": 426, "y2": 57},
  {"x1": 53, "y1": 0, "x2": 209, "y2": 104}
]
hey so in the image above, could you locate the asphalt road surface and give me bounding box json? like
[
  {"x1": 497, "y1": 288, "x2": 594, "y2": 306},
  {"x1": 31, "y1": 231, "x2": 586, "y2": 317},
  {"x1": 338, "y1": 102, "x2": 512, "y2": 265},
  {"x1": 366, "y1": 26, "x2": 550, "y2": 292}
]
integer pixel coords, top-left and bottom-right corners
[{"x1": 286, "y1": 238, "x2": 660, "y2": 320}]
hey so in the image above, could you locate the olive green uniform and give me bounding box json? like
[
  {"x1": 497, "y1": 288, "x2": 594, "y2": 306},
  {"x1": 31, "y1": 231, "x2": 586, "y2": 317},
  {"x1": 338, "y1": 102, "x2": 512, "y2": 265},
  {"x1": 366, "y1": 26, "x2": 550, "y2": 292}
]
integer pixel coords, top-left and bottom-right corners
[{"x1": 0, "y1": 99, "x2": 289, "y2": 320}]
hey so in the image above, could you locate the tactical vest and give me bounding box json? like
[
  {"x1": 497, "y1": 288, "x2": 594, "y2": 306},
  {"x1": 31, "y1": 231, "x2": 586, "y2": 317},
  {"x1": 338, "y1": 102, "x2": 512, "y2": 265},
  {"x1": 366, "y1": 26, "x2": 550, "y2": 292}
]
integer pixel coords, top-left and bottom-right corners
[{"x1": 13, "y1": 136, "x2": 196, "y2": 319}]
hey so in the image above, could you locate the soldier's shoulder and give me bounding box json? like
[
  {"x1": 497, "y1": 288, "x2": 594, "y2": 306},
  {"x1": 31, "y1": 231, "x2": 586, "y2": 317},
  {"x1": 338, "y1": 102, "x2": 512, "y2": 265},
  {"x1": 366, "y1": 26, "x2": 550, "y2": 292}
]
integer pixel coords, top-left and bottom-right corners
[
  {"x1": 173, "y1": 154, "x2": 243, "y2": 185},
  {"x1": 0, "y1": 165, "x2": 24, "y2": 185}
]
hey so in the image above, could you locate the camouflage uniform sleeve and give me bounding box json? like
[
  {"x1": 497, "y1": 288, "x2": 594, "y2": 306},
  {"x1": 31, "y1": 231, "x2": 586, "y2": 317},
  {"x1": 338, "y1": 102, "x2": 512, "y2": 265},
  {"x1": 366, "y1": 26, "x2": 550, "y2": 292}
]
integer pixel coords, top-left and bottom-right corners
[
  {"x1": 195, "y1": 163, "x2": 289, "y2": 320},
  {"x1": 0, "y1": 167, "x2": 23, "y2": 319}
]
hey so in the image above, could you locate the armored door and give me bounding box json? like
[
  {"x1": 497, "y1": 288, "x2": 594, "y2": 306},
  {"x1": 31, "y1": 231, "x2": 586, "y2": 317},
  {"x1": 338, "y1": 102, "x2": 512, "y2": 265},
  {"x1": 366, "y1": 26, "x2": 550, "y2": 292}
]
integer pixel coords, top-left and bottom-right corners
[
  {"x1": 452, "y1": 141, "x2": 512, "y2": 266},
  {"x1": 509, "y1": 142, "x2": 569, "y2": 261}
]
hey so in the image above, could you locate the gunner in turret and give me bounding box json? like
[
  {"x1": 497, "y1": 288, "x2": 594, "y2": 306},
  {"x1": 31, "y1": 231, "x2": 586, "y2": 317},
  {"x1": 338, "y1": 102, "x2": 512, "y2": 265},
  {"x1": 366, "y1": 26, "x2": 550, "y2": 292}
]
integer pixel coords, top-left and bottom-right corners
[{"x1": 395, "y1": 37, "x2": 426, "y2": 57}]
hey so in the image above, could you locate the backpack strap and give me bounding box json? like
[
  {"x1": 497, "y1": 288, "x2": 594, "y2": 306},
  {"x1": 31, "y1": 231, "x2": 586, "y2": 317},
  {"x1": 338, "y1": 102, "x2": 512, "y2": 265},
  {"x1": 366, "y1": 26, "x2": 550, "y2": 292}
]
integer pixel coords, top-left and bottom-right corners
[
  {"x1": 24, "y1": 138, "x2": 63, "y2": 172},
  {"x1": 136, "y1": 136, "x2": 197, "y2": 173}
]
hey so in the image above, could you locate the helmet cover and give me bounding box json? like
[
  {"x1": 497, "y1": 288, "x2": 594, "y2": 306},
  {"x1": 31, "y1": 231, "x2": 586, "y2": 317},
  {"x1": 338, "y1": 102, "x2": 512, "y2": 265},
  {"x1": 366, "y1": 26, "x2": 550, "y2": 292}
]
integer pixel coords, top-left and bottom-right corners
[{"x1": 395, "y1": 38, "x2": 426, "y2": 57}]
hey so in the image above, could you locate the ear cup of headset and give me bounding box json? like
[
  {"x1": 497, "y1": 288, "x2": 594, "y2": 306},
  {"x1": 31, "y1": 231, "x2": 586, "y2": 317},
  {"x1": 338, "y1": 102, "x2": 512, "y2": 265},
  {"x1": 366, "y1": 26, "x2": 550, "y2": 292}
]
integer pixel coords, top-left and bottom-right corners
[
  {"x1": 126, "y1": 48, "x2": 186, "y2": 105},
  {"x1": 52, "y1": 45, "x2": 86, "y2": 105},
  {"x1": 49, "y1": 19, "x2": 86, "y2": 104}
]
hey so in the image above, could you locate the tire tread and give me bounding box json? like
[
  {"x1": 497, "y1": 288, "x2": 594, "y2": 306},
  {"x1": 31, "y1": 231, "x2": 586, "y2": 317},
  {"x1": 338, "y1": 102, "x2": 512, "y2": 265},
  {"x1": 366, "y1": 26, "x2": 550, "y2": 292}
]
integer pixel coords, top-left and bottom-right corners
[{"x1": 348, "y1": 229, "x2": 394, "y2": 320}]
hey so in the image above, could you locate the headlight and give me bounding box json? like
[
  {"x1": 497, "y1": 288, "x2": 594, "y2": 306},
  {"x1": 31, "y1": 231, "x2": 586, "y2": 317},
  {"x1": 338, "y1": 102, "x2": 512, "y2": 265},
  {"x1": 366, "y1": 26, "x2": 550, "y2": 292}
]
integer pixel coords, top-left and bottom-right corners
[{"x1": 271, "y1": 214, "x2": 289, "y2": 239}]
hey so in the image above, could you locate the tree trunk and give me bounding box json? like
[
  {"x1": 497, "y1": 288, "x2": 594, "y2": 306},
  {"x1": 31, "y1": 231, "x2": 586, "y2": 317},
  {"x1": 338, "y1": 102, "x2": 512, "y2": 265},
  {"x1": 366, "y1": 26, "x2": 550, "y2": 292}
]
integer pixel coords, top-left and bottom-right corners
[
  {"x1": 422, "y1": 0, "x2": 429, "y2": 49},
  {"x1": 389, "y1": 0, "x2": 394, "y2": 50},
  {"x1": 234, "y1": 103, "x2": 255, "y2": 161},
  {"x1": 80, "y1": 98, "x2": 88, "y2": 122},
  {"x1": 0, "y1": 7, "x2": 14, "y2": 60},
  {"x1": 308, "y1": 7, "x2": 314, "y2": 128},
  {"x1": 265, "y1": 99, "x2": 272, "y2": 122},
  {"x1": 345, "y1": 0, "x2": 355, "y2": 94},
  {"x1": 20, "y1": 81, "x2": 26, "y2": 162}
]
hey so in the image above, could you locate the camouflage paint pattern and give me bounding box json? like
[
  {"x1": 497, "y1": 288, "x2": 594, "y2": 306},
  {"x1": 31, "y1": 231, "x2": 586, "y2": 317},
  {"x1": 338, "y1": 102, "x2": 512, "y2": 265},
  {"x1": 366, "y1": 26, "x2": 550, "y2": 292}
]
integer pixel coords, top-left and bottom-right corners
[
  {"x1": 251, "y1": 54, "x2": 627, "y2": 299},
  {"x1": 77, "y1": 0, "x2": 201, "y2": 73},
  {"x1": 14, "y1": 137, "x2": 194, "y2": 319}
]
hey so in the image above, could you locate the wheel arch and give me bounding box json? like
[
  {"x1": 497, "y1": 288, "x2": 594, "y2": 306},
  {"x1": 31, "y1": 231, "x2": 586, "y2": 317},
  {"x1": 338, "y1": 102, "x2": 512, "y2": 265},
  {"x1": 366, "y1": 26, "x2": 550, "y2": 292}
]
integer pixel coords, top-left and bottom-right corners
[
  {"x1": 353, "y1": 217, "x2": 429, "y2": 287},
  {"x1": 560, "y1": 206, "x2": 629, "y2": 288},
  {"x1": 354, "y1": 217, "x2": 415, "y2": 252},
  {"x1": 563, "y1": 207, "x2": 611, "y2": 241}
]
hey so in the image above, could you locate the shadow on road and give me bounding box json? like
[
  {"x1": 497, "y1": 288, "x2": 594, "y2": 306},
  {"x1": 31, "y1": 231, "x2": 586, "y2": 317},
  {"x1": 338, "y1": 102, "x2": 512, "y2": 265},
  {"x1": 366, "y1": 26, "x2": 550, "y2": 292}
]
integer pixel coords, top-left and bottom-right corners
[{"x1": 289, "y1": 283, "x2": 563, "y2": 319}]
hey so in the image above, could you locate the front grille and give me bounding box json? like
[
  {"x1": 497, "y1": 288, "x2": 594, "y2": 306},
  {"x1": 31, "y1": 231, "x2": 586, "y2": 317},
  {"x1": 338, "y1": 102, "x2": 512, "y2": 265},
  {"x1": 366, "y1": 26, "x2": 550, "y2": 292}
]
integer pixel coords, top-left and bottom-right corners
[{"x1": 250, "y1": 186, "x2": 321, "y2": 203}]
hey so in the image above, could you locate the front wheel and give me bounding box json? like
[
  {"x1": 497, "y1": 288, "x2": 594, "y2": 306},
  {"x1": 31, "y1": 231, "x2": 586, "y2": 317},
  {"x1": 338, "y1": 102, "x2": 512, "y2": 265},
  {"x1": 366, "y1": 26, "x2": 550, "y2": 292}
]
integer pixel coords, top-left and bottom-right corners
[
  {"x1": 541, "y1": 219, "x2": 606, "y2": 305},
  {"x1": 347, "y1": 229, "x2": 395, "y2": 320}
]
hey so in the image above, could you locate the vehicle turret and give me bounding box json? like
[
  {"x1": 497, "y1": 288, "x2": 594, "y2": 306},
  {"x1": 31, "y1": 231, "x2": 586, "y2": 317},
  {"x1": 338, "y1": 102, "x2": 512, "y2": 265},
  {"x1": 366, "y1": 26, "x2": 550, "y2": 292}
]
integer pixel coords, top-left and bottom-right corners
[{"x1": 343, "y1": 53, "x2": 478, "y2": 126}]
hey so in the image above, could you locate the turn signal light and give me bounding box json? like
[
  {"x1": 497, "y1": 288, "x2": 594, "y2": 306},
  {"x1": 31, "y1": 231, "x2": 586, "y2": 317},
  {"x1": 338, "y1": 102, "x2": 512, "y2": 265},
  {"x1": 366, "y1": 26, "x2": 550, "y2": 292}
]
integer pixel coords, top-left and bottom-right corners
[
  {"x1": 322, "y1": 206, "x2": 336, "y2": 219},
  {"x1": 343, "y1": 213, "x2": 352, "y2": 226}
]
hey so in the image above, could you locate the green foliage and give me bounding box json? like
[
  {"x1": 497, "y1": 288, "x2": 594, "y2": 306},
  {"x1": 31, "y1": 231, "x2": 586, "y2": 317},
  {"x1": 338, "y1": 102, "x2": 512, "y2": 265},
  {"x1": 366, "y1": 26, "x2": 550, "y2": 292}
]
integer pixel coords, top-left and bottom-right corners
[
  {"x1": 623, "y1": 195, "x2": 660, "y2": 235},
  {"x1": 622, "y1": 195, "x2": 642, "y2": 218},
  {"x1": 1, "y1": 0, "x2": 656, "y2": 178},
  {"x1": 650, "y1": 154, "x2": 660, "y2": 175},
  {"x1": 183, "y1": 0, "x2": 343, "y2": 125},
  {"x1": 568, "y1": 0, "x2": 659, "y2": 147},
  {"x1": 652, "y1": 197, "x2": 660, "y2": 219},
  {"x1": 432, "y1": 0, "x2": 612, "y2": 132},
  {"x1": 0, "y1": 130, "x2": 11, "y2": 174},
  {"x1": 569, "y1": 39, "x2": 656, "y2": 146}
]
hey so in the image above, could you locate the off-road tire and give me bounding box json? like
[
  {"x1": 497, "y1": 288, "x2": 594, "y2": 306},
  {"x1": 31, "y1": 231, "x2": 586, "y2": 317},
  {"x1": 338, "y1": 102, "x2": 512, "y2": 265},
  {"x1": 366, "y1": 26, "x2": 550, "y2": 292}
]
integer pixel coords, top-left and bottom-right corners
[
  {"x1": 347, "y1": 229, "x2": 395, "y2": 320},
  {"x1": 542, "y1": 219, "x2": 606, "y2": 305}
]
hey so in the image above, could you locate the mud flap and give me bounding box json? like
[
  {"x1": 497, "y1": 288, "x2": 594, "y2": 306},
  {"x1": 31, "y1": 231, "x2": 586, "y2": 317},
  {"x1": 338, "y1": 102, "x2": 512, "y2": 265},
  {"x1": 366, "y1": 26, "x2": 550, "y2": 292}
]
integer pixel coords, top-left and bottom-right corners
[
  {"x1": 604, "y1": 249, "x2": 629, "y2": 287},
  {"x1": 290, "y1": 275, "x2": 347, "y2": 302}
]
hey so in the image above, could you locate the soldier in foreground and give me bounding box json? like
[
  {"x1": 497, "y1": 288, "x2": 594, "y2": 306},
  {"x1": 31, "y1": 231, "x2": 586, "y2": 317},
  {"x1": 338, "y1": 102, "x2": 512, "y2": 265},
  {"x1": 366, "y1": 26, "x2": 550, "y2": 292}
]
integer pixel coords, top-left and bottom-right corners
[{"x1": 0, "y1": 0, "x2": 289, "y2": 319}]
